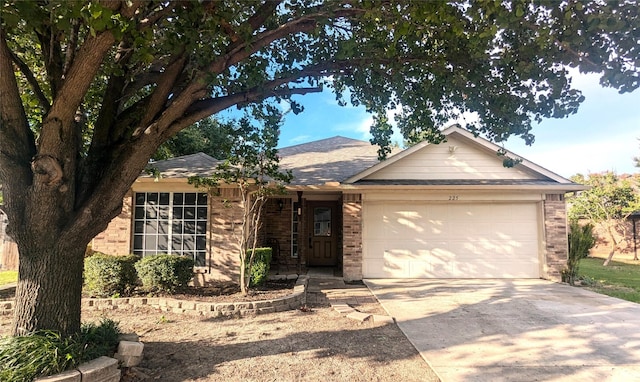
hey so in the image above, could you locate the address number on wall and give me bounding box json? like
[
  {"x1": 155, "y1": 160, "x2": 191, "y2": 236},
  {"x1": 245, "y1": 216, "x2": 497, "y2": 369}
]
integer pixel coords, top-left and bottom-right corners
[{"x1": 448, "y1": 195, "x2": 459, "y2": 200}]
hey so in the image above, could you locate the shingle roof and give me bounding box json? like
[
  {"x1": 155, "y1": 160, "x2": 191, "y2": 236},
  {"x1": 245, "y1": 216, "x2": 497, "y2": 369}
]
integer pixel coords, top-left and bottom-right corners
[
  {"x1": 142, "y1": 152, "x2": 221, "y2": 178},
  {"x1": 278, "y1": 136, "x2": 383, "y2": 185}
]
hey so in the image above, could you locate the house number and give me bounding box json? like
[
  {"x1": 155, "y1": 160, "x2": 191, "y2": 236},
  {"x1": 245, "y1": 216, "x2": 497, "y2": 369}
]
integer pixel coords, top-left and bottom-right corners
[{"x1": 448, "y1": 195, "x2": 459, "y2": 200}]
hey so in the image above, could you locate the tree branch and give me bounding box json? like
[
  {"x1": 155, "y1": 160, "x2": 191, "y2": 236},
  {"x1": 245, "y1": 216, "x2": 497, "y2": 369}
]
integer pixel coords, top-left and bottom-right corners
[
  {"x1": 9, "y1": 49, "x2": 50, "y2": 113},
  {"x1": 40, "y1": 30, "x2": 116, "y2": 151},
  {"x1": 139, "y1": 54, "x2": 187, "y2": 128},
  {"x1": 0, "y1": 30, "x2": 37, "y2": 234},
  {"x1": 35, "y1": 25, "x2": 64, "y2": 99},
  {"x1": 246, "y1": 1, "x2": 284, "y2": 32},
  {"x1": 171, "y1": 86, "x2": 322, "y2": 136},
  {"x1": 63, "y1": 20, "x2": 81, "y2": 77}
]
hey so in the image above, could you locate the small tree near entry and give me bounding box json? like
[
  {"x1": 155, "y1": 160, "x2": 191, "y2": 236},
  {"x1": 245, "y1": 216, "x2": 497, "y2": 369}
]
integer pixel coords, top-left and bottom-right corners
[
  {"x1": 569, "y1": 172, "x2": 640, "y2": 266},
  {"x1": 191, "y1": 114, "x2": 292, "y2": 295}
]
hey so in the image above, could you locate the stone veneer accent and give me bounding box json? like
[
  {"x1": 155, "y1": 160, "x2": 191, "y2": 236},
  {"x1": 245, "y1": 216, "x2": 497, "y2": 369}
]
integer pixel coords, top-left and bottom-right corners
[
  {"x1": 342, "y1": 194, "x2": 363, "y2": 281},
  {"x1": 543, "y1": 194, "x2": 568, "y2": 281},
  {"x1": 91, "y1": 191, "x2": 132, "y2": 256},
  {"x1": 0, "y1": 276, "x2": 308, "y2": 317}
]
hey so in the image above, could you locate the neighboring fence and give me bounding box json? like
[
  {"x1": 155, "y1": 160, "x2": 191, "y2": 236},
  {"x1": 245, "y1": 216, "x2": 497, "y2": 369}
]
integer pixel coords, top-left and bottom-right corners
[{"x1": 0, "y1": 207, "x2": 19, "y2": 270}]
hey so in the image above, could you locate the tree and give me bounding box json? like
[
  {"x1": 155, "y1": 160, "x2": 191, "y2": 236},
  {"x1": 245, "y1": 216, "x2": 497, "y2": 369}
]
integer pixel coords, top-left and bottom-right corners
[
  {"x1": 569, "y1": 172, "x2": 640, "y2": 266},
  {"x1": 153, "y1": 117, "x2": 234, "y2": 161},
  {"x1": 1, "y1": 1, "x2": 639, "y2": 336},
  {"x1": 191, "y1": 113, "x2": 292, "y2": 295}
]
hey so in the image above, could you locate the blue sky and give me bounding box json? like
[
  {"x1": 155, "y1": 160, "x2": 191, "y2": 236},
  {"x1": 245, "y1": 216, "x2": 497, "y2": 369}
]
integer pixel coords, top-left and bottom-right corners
[{"x1": 272, "y1": 72, "x2": 640, "y2": 178}]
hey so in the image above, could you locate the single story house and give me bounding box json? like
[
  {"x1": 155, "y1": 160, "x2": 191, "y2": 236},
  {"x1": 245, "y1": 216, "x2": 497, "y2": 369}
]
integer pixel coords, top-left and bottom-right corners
[{"x1": 92, "y1": 125, "x2": 585, "y2": 284}]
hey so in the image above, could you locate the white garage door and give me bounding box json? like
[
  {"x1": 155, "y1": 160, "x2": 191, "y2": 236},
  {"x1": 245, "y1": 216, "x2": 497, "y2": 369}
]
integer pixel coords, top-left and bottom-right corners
[{"x1": 362, "y1": 202, "x2": 540, "y2": 278}]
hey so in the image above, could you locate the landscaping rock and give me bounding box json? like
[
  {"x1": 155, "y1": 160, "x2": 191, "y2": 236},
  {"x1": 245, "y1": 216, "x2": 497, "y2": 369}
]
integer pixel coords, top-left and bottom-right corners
[
  {"x1": 34, "y1": 369, "x2": 81, "y2": 382},
  {"x1": 76, "y1": 356, "x2": 120, "y2": 382}
]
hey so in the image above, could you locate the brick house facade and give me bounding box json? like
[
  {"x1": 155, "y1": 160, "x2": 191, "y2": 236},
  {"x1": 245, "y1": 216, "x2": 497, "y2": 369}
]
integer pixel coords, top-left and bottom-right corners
[{"x1": 92, "y1": 126, "x2": 583, "y2": 283}]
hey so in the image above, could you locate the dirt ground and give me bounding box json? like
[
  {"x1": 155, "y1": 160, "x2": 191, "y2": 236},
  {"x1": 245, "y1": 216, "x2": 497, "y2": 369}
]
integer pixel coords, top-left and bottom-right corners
[{"x1": 0, "y1": 283, "x2": 439, "y2": 382}]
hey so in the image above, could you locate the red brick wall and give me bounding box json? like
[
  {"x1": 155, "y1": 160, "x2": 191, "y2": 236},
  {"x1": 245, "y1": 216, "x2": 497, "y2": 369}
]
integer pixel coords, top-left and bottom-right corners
[
  {"x1": 263, "y1": 197, "x2": 297, "y2": 272},
  {"x1": 91, "y1": 191, "x2": 132, "y2": 255},
  {"x1": 543, "y1": 194, "x2": 568, "y2": 281},
  {"x1": 342, "y1": 193, "x2": 362, "y2": 281},
  {"x1": 207, "y1": 187, "x2": 243, "y2": 282}
]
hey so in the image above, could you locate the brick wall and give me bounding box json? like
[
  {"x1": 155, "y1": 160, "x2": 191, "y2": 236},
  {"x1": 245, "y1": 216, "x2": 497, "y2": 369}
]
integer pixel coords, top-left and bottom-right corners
[
  {"x1": 543, "y1": 194, "x2": 568, "y2": 281},
  {"x1": 263, "y1": 197, "x2": 297, "y2": 272},
  {"x1": 208, "y1": 187, "x2": 243, "y2": 282},
  {"x1": 91, "y1": 191, "x2": 133, "y2": 255},
  {"x1": 342, "y1": 194, "x2": 363, "y2": 281}
]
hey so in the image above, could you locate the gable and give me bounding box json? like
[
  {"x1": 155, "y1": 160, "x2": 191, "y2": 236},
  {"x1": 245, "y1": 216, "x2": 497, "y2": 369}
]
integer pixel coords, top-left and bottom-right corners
[
  {"x1": 361, "y1": 135, "x2": 545, "y2": 181},
  {"x1": 346, "y1": 126, "x2": 576, "y2": 185}
]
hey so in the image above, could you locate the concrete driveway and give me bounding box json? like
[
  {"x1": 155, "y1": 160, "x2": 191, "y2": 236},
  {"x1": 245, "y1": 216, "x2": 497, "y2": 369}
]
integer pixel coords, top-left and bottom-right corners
[{"x1": 364, "y1": 279, "x2": 640, "y2": 382}]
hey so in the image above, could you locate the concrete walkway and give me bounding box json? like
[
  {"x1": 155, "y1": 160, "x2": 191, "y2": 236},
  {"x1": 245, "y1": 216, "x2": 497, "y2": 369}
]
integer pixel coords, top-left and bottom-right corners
[{"x1": 365, "y1": 279, "x2": 640, "y2": 382}]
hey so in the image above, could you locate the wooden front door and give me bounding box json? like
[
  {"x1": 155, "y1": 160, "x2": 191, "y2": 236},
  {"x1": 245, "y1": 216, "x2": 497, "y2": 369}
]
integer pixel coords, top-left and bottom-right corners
[{"x1": 307, "y1": 201, "x2": 338, "y2": 266}]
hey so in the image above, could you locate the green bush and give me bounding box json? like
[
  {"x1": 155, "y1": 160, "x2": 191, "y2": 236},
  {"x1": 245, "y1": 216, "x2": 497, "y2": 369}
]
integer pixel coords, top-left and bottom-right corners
[
  {"x1": 564, "y1": 221, "x2": 596, "y2": 285},
  {"x1": 77, "y1": 318, "x2": 121, "y2": 361},
  {"x1": 247, "y1": 247, "x2": 272, "y2": 287},
  {"x1": 84, "y1": 253, "x2": 140, "y2": 297},
  {"x1": 0, "y1": 319, "x2": 120, "y2": 382},
  {"x1": 135, "y1": 254, "x2": 194, "y2": 292}
]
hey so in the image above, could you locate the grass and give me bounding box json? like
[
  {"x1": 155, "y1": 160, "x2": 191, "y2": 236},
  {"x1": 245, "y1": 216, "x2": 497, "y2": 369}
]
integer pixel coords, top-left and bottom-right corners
[
  {"x1": 578, "y1": 257, "x2": 640, "y2": 303},
  {"x1": 0, "y1": 271, "x2": 18, "y2": 286}
]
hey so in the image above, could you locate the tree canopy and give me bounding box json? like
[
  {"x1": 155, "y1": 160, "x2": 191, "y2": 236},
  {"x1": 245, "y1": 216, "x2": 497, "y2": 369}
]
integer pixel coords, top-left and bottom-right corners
[
  {"x1": 569, "y1": 172, "x2": 640, "y2": 265},
  {"x1": 152, "y1": 117, "x2": 234, "y2": 160},
  {"x1": 1, "y1": 0, "x2": 639, "y2": 336}
]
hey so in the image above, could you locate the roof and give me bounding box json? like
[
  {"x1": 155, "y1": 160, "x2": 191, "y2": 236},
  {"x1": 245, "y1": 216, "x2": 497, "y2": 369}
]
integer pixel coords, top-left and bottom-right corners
[
  {"x1": 139, "y1": 127, "x2": 585, "y2": 192},
  {"x1": 278, "y1": 136, "x2": 387, "y2": 186},
  {"x1": 142, "y1": 152, "x2": 221, "y2": 178}
]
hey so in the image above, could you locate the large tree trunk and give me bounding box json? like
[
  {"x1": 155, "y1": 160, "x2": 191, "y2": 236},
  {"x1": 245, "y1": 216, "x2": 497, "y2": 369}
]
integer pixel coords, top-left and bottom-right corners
[{"x1": 13, "y1": 243, "x2": 86, "y2": 337}]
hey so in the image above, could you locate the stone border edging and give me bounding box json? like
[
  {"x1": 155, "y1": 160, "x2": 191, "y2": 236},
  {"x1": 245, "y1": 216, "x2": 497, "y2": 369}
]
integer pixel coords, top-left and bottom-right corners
[
  {"x1": 1, "y1": 276, "x2": 308, "y2": 318},
  {"x1": 34, "y1": 356, "x2": 120, "y2": 382}
]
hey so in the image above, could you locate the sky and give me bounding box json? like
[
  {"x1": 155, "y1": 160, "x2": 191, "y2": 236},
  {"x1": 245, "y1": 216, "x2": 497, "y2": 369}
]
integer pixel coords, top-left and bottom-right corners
[{"x1": 271, "y1": 72, "x2": 640, "y2": 179}]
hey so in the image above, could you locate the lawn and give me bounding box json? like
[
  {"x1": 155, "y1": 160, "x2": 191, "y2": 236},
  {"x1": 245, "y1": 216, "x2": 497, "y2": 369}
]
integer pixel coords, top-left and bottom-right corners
[
  {"x1": 578, "y1": 257, "x2": 640, "y2": 303},
  {"x1": 0, "y1": 270, "x2": 18, "y2": 286}
]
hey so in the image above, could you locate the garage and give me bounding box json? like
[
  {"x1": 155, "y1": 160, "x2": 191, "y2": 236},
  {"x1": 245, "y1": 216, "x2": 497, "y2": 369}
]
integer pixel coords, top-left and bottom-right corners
[{"x1": 362, "y1": 201, "x2": 541, "y2": 278}]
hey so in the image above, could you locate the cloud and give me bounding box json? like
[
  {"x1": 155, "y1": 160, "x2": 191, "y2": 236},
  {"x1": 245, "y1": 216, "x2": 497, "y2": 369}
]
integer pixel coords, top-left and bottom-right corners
[{"x1": 510, "y1": 129, "x2": 639, "y2": 177}]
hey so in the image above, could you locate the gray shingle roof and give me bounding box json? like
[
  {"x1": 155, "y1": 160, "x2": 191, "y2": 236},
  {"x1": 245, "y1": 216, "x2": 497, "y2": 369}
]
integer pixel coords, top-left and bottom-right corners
[
  {"x1": 278, "y1": 136, "x2": 383, "y2": 185},
  {"x1": 143, "y1": 152, "x2": 221, "y2": 178}
]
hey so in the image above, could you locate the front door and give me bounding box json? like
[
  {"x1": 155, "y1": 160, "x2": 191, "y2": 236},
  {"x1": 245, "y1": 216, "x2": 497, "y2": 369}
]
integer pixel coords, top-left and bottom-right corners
[{"x1": 307, "y1": 201, "x2": 337, "y2": 266}]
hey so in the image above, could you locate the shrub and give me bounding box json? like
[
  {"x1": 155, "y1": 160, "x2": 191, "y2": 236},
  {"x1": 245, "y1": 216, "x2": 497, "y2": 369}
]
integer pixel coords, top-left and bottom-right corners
[
  {"x1": 0, "y1": 319, "x2": 120, "y2": 382},
  {"x1": 77, "y1": 318, "x2": 121, "y2": 361},
  {"x1": 135, "y1": 254, "x2": 194, "y2": 292},
  {"x1": 247, "y1": 247, "x2": 272, "y2": 287},
  {"x1": 565, "y1": 221, "x2": 596, "y2": 285},
  {"x1": 84, "y1": 253, "x2": 140, "y2": 297}
]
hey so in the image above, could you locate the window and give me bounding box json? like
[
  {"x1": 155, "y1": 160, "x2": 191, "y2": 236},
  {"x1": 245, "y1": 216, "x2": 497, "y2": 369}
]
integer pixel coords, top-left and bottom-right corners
[
  {"x1": 133, "y1": 192, "x2": 208, "y2": 266},
  {"x1": 313, "y1": 207, "x2": 331, "y2": 236}
]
